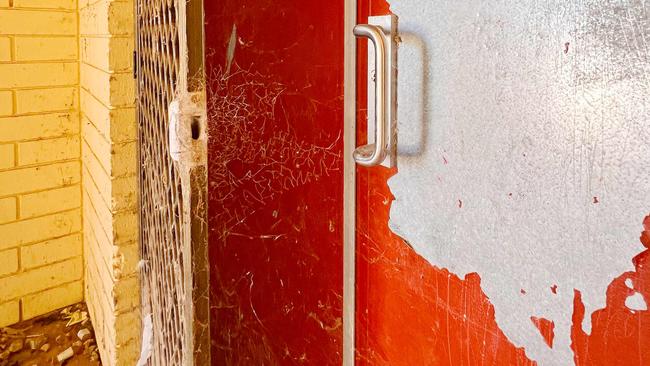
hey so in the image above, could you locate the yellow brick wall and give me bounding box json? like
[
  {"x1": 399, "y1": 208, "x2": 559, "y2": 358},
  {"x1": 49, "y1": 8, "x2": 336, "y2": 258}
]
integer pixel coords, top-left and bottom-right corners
[
  {"x1": 79, "y1": 0, "x2": 140, "y2": 365},
  {"x1": 0, "y1": 1, "x2": 140, "y2": 365},
  {"x1": 0, "y1": 0, "x2": 83, "y2": 327}
]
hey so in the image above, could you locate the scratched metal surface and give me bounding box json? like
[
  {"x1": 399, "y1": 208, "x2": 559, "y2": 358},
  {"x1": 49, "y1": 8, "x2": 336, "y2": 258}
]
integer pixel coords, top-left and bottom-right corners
[
  {"x1": 203, "y1": 0, "x2": 650, "y2": 365},
  {"x1": 204, "y1": 1, "x2": 345, "y2": 364},
  {"x1": 384, "y1": 0, "x2": 650, "y2": 365}
]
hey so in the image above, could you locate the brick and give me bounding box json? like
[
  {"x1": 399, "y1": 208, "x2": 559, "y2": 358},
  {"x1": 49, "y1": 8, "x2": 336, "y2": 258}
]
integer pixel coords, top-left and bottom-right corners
[
  {"x1": 0, "y1": 37, "x2": 10, "y2": 61},
  {"x1": 117, "y1": 242, "x2": 139, "y2": 278},
  {"x1": 113, "y1": 275, "x2": 139, "y2": 312},
  {"x1": 0, "y1": 301, "x2": 19, "y2": 327},
  {"x1": 85, "y1": 237, "x2": 116, "y2": 306},
  {"x1": 21, "y1": 233, "x2": 82, "y2": 269},
  {"x1": 0, "y1": 249, "x2": 18, "y2": 276},
  {"x1": 0, "y1": 197, "x2": 16, "y2": 224},
  {"x1": 84, "y1": 212, "x2": 137, "y2": 281},
  {"x1": 81, "y1": 36, "x2": 133, "y2": 72},
  {"x1": 82, "y1": 117, "x2": 135, "y2": 176},
  {"x1": 84, "y1": 242, "x2": 114, "y2": 323},
  {"x1": 0, "y1": 161, "x2": 79, "y2": 196},
  {"x1": 83, "y1": 200, "x2": 113, "y2": 267},
  {"x1": 0, "y1": 144, "x2": 14, "y2": 169},
  {"x1": 83, "y1": 186, "x2": 137, "y2": 247},
  {"x1": 80, "y1": 88, "x2": 136, "y2": 142},
  {"x1": 84, "y1": 267, "x2": 114, "y2": 363},
  {"x1": 0, "y1": 209, "x2": 81, "y2": 250},
  {"x1": 115, "y1": 340, "x2": 140, "y2": 366},
  {"x1": 112, "y1": 140, "x2": 137, "y2": 176},
  {"x1": 80, "y1": 1, "x2": 133, "y2": 36},
  {"x1": 110, "y1": 174, "x2": 137, "y2": 211},
  {"x1": 20, "y1": 185, "x2": 80, "y2": 218},
  {"x1": 113, "y1": 209, "x2": 137, "y2": 243},
  {"x1": 0, "y1": 257, "x2": 82, "y2": 301},
  {"x1": 82, "y1": 146, "x2": 137, "y2": 212},
  {"x1": 114, "y1": 309, "x2": 140, "y2": 348},
  {"x1": 0, "y1": 113, "x2": 79, "y2": 143},
  {"x1": 22, "y1": 280, "x2": 83, "y2": 320},
  {"x1": 0, "y1": 62, "x2": 77, "y2": 89},
  {"x1": 14, "y1": 37, "x2": 77, "y2": 61},
  {"x1": 15, "y1": 87, "x2": 77, "y2": 114},
  {"x1": 12, "y1": 0, "x2": 77, "y2": 10},
  {"x1": 17, "y1": 135, "x2": 79, "y2": 165},
  {"x1": 82, "y1": 145, "x2": 108, "y2": 201},
  {"x1": 0, "y1": 10, "x2": 76, "y2": 35},
  {"x1": 80, "y1": 63, "x2": 134, "y2": 107},
  {"x1": 0, "y1": 91, "x2": 12, "y2": 117},
  {"x1": 82, "y1": 117, "x2": 110, "y2": 169},
  {"x1": 78, "y1": 1, "x2": 141, "y2": 363}
]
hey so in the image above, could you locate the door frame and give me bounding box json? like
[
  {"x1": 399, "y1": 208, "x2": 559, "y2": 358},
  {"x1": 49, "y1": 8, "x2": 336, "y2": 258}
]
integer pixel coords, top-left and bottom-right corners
[{"x1": 343, "y1": 0, "x2": 357, "y2": 365}]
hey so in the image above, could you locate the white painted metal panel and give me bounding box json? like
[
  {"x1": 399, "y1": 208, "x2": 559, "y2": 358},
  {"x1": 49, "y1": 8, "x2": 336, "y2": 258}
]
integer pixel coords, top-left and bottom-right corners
[{"x1": 388, "y1": 1, "x2": 649, "y2": 364}]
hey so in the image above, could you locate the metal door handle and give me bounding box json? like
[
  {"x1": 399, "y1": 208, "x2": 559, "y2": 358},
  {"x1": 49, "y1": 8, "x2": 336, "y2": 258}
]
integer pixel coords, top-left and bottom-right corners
[{"x1": 353, "y1": 24, "x2": 388, "y2": 167}]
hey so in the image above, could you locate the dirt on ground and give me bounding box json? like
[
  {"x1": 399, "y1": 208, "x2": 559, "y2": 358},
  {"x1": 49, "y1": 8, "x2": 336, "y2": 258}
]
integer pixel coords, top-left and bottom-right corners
[{"x1": 0, "y1": 303, "x2": 101, "y2": 366}]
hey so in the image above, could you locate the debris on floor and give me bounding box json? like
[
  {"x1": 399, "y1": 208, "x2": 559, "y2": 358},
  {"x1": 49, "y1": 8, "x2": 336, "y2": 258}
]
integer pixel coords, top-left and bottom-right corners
[{"x1": 0, "y1": 303, "x2": 101, "y2": 366}]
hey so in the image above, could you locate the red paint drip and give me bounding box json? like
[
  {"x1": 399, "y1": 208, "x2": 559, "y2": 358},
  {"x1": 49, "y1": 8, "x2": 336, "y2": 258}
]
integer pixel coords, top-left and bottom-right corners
[
  {"x1": 531, "y1": 316, "x2": 555, "y2": 348},
  {"x1": 551, "y1": 284, "x2": 558, "y2": 294},
  {"x1": 642, "y1": 215, "x2": 650, "y2": 249}
]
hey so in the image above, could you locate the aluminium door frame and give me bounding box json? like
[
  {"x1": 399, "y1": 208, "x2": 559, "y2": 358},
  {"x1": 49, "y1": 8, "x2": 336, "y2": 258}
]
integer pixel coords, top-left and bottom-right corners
[{"x1": 343, "y1": 0, "x2": 357, "y2": 365}]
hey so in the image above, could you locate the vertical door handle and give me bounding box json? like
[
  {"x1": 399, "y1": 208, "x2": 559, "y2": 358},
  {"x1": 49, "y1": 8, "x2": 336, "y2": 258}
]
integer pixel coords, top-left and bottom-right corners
[
  {"x1": 353, "y1": 16, "x2": 397, "y2": 168},
  {"x1": 353, "y1": 24, "x2": 388, "y2": 167}
]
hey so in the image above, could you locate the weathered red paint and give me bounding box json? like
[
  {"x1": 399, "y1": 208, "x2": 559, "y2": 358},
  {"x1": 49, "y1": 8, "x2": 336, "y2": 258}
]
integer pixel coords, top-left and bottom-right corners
[
  {"x1": 355, "y1": 168, "x2": 535, "y2": 365},
  {"x1": 356, "y1": 2, "x2": 529, "y2": 364},
  {"x1": 355, "y1": 121, "x2": 650, "y2": 366},
  {"x1": 204, "y1": 1, "x2": 345, "y2": 364},
  {"x1": 204, "y1": 1, "x2": 650, "y2": 365},
  {"x1": 354, "y1": 2, "x2": 649, "y2": 366},
  {"x1": 530, "y1": 317, "x2": 555, "y2": 348},
  {"x1": 641, "y1": 216, "x2": 650, "y2": 249},
  {"x1": 571, "y1": 221, "x2": 650, "y2": 366}
]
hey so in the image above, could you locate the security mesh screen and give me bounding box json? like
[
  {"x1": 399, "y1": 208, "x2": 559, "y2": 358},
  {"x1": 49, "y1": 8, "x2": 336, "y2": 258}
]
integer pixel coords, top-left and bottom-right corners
[{"x1": 135, "y1": 0, "x2": 190, "y2": 364}]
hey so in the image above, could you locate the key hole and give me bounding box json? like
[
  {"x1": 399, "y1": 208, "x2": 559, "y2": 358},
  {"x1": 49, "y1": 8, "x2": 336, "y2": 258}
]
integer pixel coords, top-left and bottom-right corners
[{"x1": 191, "y1": 116, "x2": 201, "y2": 140}]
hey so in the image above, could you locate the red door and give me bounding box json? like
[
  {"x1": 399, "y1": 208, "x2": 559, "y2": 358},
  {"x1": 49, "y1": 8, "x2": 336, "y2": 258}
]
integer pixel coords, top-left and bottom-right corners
[
  {"x1": 204, "y1": 1, "x2": 650, "y2": 365},
  {"x1": 204, "y1": 1, "x2": 346, "y2": 364}
]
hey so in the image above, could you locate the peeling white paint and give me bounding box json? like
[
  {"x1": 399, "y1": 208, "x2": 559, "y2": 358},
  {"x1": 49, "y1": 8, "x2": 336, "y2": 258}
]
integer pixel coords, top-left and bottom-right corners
[
  {"x1": 625, "y1": 293, "x2": 648, "y2": 311},
  {"x1": 387, "y1": 0, "x2": 649, "y2": 365}
]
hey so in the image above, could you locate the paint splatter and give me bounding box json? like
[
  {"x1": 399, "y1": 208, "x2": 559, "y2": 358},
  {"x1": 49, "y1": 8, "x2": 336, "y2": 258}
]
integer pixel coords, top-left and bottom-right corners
[
  {"x1": 625, "y1": 292, "x2": 648, "y2": 311},
  {"x1": 531, "y1": 316, "x2": 555, "y2": 348}
]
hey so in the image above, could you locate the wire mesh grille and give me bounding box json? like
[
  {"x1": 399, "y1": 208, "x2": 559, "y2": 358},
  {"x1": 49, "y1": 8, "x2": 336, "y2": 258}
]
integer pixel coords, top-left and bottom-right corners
[{"x1": 136, "y1": 0, "x2": 190, "y2": 365}]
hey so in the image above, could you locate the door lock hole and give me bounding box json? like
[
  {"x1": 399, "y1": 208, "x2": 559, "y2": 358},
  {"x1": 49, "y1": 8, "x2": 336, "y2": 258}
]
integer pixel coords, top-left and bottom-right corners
[{"x1": 191, "y1": 116, "x2": 202, "y2": 140}]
